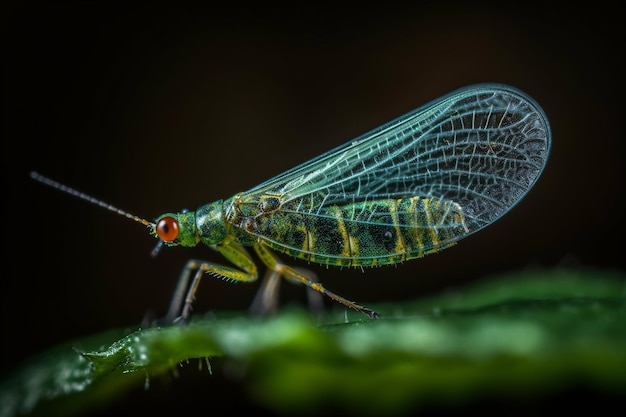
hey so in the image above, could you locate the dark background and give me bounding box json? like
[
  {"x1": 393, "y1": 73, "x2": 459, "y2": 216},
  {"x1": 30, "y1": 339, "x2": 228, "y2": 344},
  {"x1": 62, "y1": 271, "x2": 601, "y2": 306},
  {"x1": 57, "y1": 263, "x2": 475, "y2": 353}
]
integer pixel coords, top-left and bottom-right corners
[{"x1": 3, "y1": 1, "x2": 624, "y2": 415}]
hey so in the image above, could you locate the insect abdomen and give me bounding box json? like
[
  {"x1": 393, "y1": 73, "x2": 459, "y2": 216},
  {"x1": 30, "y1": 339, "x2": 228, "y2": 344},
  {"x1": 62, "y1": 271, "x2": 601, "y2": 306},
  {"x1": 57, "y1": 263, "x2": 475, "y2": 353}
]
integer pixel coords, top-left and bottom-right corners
[{"x1": 256, "y1": 197, "x2": 468, "y2": 267}]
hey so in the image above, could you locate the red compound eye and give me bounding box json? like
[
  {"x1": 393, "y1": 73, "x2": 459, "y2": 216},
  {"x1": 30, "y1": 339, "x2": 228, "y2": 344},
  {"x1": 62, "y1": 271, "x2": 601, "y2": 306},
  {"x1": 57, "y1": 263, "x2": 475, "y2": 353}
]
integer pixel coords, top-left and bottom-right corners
[{"x1": 155, "y1": 217, "x2": 179, "y2": 242}]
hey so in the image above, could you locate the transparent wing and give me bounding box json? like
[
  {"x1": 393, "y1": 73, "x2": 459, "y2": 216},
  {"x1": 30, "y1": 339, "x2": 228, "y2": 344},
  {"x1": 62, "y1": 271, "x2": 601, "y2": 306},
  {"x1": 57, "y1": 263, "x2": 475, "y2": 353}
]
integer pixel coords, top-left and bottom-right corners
[{"x1": 241, "y1": 84, "x2": 551, "y2": 238}]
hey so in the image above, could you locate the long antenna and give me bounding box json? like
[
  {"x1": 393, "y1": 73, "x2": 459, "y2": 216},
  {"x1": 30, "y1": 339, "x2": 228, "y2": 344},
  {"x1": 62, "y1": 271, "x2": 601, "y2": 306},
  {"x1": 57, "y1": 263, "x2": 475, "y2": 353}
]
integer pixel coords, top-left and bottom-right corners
[{"x1": 30, "y1": 171, "x2": 155, "y2": 228}]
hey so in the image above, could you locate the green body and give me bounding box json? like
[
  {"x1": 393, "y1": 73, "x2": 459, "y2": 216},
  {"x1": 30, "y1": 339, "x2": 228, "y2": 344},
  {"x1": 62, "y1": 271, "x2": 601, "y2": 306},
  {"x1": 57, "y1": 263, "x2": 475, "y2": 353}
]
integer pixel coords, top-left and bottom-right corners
[{"x1": 181, "y1": 195, "x2": 467, "y2": 267}]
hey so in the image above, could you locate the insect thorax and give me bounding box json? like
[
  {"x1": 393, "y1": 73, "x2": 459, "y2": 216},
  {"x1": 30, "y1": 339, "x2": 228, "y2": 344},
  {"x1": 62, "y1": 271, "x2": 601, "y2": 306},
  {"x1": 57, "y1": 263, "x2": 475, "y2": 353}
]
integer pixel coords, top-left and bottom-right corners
[{"x1": 195, "y1": 200, "x2": 228, "y2": 246}]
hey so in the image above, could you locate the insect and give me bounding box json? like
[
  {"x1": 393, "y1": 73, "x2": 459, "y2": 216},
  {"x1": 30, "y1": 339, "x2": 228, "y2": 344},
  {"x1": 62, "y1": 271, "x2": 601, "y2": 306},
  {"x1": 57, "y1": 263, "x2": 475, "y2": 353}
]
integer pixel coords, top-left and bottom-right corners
[{"x1": 31, "y1": 83, "x2": 551, "y2": 321}]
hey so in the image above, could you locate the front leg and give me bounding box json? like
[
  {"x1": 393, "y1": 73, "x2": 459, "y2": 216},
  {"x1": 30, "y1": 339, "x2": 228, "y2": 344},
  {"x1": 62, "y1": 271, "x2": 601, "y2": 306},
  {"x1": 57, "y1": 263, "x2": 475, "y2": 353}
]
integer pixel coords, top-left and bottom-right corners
[{"x1": 164, "y1": 241, "x2": 258, "y2": 323}]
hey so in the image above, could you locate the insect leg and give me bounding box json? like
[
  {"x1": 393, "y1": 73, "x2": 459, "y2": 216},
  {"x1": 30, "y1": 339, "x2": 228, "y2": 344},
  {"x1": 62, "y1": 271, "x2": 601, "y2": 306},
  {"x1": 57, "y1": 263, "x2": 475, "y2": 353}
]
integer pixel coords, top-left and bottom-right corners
[
  {"x1": 162, "y1": 258, "x2": 197, "y2": 323},
  {"x1": 296, "y1": 267, "x2": 326, "y2": 318},
  {"x1": 253, "y1": 243, "x2": 381, "y2": 319},
  {"x1": 249, "y1": 268, "x2": 282, "y2": 317},
  {"x1": 249, "y1": 267, "x2": 325, "y2": 318},
  {"x1": 165, "y1": 242, "x2": 259, "y2": 323}
]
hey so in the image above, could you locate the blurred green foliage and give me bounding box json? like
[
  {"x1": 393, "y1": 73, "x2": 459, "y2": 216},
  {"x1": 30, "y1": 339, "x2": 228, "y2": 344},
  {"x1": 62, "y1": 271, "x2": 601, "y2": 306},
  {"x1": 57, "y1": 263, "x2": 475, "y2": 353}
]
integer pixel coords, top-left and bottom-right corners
[{"x1": 1, "y1": 268, "x2": 624, "y2": 417}]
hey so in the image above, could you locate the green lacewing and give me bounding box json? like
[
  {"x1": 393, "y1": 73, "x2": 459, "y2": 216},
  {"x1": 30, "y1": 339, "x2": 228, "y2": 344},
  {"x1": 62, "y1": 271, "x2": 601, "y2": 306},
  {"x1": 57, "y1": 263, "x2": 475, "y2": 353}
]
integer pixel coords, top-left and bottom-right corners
[{"x1": 32, "y1": 83, "x2": 551, "y2": 320}]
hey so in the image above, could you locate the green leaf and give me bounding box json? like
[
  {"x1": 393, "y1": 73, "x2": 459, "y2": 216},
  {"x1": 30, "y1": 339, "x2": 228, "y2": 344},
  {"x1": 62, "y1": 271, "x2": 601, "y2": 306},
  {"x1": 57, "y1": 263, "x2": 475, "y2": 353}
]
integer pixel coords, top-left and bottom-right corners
[{"x1": 1, "y1": 268, "x2": 625, "y2": 417}]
